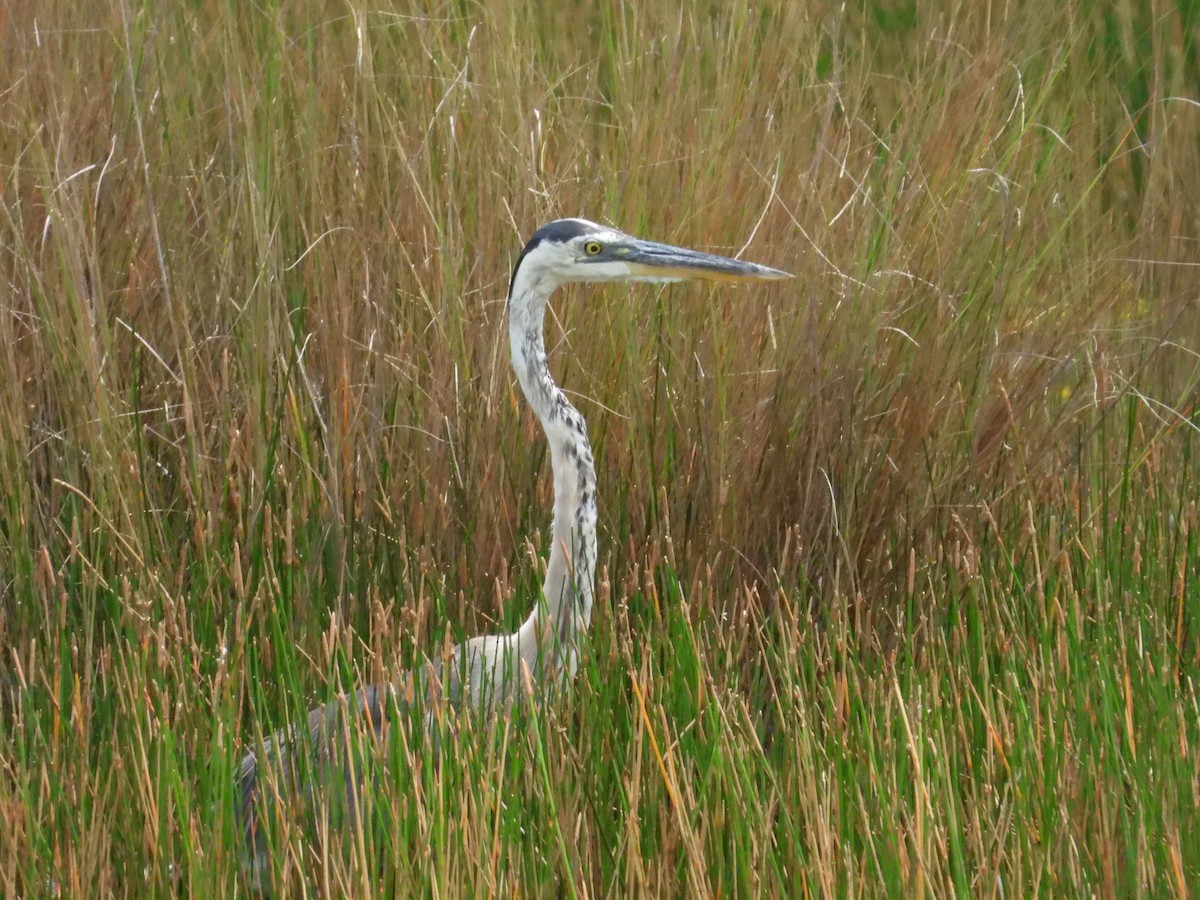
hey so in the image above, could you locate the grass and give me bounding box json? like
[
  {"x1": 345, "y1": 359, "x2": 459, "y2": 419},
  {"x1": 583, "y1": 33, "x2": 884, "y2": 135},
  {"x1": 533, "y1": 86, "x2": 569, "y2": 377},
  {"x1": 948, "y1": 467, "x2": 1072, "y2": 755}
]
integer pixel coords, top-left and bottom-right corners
[{"x1": 1, "y1": 0, "x2": 1198, "y2": 895}]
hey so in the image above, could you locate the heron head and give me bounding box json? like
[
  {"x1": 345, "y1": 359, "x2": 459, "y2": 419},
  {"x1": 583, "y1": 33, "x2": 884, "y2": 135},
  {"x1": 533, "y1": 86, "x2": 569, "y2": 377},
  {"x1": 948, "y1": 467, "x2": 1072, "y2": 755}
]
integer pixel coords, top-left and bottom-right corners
[{"x1": 509, "y1": 218, "x2": 791, "y2": 296}]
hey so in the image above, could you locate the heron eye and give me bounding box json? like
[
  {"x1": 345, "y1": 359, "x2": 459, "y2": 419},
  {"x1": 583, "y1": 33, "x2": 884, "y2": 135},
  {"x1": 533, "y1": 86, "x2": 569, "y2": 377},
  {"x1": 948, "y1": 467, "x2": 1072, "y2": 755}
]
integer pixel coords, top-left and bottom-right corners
[{"x1": 584, "y1": 241, "x2": 603, "y2": 256}]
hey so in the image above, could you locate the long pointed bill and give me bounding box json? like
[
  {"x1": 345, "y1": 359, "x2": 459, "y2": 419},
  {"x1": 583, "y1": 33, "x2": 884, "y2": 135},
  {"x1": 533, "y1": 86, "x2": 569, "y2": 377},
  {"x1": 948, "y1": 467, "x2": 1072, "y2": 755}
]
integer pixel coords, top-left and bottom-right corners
[{"x1": 623, "y1": 239, "x2": 792, "y2": 283}]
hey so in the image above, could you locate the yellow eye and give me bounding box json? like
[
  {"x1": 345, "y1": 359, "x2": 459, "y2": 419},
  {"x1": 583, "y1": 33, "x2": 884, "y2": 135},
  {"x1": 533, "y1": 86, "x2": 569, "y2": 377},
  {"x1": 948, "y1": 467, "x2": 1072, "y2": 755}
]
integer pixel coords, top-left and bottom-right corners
[{"x1": 584, "y1": 241, "x2": 603, "y2": 256}]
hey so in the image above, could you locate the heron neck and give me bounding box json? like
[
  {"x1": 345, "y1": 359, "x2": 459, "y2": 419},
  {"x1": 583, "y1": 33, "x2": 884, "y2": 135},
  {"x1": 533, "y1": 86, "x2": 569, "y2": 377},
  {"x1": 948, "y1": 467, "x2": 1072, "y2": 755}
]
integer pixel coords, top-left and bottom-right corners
[{"x1": 506, "y1": 273, "x2": 598, "y2": 683}]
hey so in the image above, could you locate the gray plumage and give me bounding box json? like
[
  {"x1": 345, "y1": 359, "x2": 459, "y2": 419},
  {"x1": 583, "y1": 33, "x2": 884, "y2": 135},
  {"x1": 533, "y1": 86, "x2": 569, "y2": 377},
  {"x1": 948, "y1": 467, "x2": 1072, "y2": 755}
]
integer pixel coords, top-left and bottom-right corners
[{"x1": 236, "y1": 218, "x2": 789, "y2": 886}]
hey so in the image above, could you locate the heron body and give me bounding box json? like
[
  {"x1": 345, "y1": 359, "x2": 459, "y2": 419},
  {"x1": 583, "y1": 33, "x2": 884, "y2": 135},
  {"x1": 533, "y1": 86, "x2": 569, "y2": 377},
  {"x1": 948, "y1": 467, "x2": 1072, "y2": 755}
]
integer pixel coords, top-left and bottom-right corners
[{"x1": 237, "y1": 217, "x2": 789, "y2": 883}]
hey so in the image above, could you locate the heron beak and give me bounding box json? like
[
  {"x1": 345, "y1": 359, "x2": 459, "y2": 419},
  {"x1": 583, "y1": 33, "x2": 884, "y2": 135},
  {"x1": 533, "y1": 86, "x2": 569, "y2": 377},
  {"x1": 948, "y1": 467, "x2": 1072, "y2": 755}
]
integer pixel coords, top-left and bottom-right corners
[{"x1": 622, "y1": 239, "x2": 792, "y2": 283}]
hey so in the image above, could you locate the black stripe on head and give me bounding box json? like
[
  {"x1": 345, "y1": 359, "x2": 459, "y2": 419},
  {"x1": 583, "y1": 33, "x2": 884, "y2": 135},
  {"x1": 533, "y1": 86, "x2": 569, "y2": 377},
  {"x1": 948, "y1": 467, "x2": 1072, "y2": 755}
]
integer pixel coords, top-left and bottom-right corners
[{"x1": 508, "y1": 219, "x2": 600, "y2": 297}]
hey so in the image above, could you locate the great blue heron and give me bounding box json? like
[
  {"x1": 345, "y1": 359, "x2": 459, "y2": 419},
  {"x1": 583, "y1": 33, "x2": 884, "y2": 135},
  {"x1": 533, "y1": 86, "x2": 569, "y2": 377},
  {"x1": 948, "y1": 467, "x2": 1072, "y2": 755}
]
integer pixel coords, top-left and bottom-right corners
[{"x1": 237, "y1": 217, "x2": 789, "y2": 883}]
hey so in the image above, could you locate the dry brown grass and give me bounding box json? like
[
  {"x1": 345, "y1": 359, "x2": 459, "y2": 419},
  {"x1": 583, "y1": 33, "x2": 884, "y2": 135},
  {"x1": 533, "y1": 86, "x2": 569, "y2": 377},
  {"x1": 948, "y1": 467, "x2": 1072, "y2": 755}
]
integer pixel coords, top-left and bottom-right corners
[{"x1": 1, "y1": 0, "x2": 1197, "y2": 895}]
